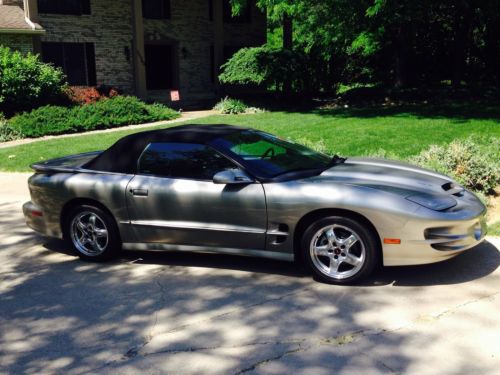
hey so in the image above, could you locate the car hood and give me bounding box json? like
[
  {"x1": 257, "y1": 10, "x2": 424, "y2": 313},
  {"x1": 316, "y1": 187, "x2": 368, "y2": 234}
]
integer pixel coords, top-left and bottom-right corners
[{"x1": 318, "y1": 157, "x2": 461, "y2": 196}]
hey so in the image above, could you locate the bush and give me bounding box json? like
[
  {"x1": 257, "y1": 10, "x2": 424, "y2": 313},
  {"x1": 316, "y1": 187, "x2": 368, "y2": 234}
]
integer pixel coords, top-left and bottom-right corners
[
  {"x1": 411, "y1": 137, "x2": 500, "y2": 195},
  {"x1": 214, "y1": 97, "x2": 248, "y2": 114},
  {"x1": 0, "y1": 113, "x2": 21, "y2": 142},
  {"x1": 218, "y1": 45, "x2": 311, "y2": 93},
  {"x1": 0, "y1": 46, "x2": 67, "y2": 115},
  {"x1": 66, "y1": 85, "x2": 120, "y2": 105},
  {"x1": 8, "y1": 96, "x2": 179, "y2": 138}
]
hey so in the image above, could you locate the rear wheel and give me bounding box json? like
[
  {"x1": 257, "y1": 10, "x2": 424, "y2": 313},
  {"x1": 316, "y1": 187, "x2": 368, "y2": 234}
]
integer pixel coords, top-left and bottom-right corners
[
  {"x1": 301, "y1": 216, "x2": 379, "y2": 284},
  {"x1": 65, "y1": 205, "x2": 120, "y2": 261}
]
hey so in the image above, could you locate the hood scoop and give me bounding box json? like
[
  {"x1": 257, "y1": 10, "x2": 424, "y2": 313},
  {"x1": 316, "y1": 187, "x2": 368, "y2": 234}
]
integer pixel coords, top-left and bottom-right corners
[{"x1": 442, "y1": 182, "x2": 464, "y2": 196}]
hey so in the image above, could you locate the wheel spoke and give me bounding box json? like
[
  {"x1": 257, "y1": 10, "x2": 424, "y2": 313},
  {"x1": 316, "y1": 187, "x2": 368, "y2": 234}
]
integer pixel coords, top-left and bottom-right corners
[
  {"x1": 89, "y1": 214, "x2": 97, "y2": 228},
  {"x1": 94, "y1": 228, "x2": 108, "y2": 238},
  {"x1": 314, "y1": 245, "x2": 330, "y2": 256},
  {"x1": 343, "y1": 252, "x2": 362, "y2": 266},
  {"x1": 325, "y1": 227, "x2": 340, "y2": 246},
  {"x1": 340, "y1": 234, "x2": 358, "y2": 250},
  {"x1": 76, "y1": 219, "x2": 87, "y2": 233},
  {"x1": 329, "y1": 259, "x2": 340, "y2": 274}
]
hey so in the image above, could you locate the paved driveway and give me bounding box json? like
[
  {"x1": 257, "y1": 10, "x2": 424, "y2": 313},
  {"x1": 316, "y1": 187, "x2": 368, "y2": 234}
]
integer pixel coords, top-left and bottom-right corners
[{"x1": 1, "y1": 173, "x2": 499, "y2": 374}]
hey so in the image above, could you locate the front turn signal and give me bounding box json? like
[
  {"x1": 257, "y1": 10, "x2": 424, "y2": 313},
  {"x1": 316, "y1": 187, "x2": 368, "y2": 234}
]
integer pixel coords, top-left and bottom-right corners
[{"x1": 384, "y1": 238, "x2": 401, "y2": 244}]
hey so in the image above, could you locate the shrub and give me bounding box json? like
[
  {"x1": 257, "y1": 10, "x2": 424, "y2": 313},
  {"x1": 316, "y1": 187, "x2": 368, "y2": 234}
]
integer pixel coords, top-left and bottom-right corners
[
  {"x1": 8, "y1": 96, "x2": 179, "y2": 138},
  {"x1": 0, "y1": 113, "x2": 21, "y2": 142},
  {"x1": 411, "y1": 137, "x2": 500, "y2": 195},
  {"x1": 214, "y1": 97, "x2": 248, "y2": 114},
  {"x1": 218, "y1": 45, "x2": 310, "y2": 92},
  {"x1": 66, "y1": 85, "x2": 120, "y2": 105},
  {"x1": 8, "y1": 105, "x2": 79, "y2": 138},
  {"x1": 0, "y1": 46, "x2": 67, "y2": 115}
]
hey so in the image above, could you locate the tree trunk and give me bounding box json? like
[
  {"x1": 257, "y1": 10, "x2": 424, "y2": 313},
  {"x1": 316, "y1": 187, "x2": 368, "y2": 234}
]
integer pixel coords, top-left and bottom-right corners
[
  {"x1": 282, "y1": 14, "x2": 293, "y2": 95},
  {"x1": 451, "y1": 0, "x2": 472, "y2": 87},
  {"x1": 394, "y1": 26, "x2": 407, "y2": 88}
]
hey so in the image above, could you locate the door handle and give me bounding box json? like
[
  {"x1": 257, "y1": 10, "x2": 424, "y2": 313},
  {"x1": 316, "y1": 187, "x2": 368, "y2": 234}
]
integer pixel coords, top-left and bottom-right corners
[{"x1": 130, "y1": 189, "x2": 148, "y2": 197}]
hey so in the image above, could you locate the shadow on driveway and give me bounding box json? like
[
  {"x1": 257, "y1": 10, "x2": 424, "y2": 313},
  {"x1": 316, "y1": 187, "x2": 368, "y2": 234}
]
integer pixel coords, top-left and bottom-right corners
[{"x1": 44, "y1": 237, "x2": 500, "y2": 287}]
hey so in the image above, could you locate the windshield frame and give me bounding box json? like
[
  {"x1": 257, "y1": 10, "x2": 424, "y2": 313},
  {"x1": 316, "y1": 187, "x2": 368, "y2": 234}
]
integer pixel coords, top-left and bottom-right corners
[{"x1": 209, "y1": 129, "x2": 332, "y2": 182}]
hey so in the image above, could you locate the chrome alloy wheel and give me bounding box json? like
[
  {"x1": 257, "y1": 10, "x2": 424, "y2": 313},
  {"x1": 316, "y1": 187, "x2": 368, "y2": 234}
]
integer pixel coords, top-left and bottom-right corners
[
  {"x1": 309, "y1": 224, "x2": 366, "y2": 280},
  {"x1": 70, "y1": 211, "x2": 109, "y2": 256}
]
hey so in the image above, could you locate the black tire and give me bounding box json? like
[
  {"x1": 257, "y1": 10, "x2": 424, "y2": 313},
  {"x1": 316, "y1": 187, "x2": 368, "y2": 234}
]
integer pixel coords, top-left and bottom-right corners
[
  {"x1": 300, "y1": 215, "x2": 379, "y2": 284},
  {"x1": 64, "y1": 205, "x2": 121, "y2": 261}
]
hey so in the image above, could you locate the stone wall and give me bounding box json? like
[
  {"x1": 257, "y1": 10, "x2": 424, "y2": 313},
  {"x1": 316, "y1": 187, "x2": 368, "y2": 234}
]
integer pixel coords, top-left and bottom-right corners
[
  {"x1": 38, "y1": 0, "x2": 135, "y2": 93},
  {"x1": 0, "y1": 34, "x2": 33, "y2": 54}
]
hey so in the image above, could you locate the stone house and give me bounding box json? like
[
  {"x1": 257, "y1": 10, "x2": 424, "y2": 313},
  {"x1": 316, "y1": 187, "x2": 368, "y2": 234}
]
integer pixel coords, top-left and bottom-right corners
[{"x1": 0, "y1": 0, "x2": 266, "y2": 105}]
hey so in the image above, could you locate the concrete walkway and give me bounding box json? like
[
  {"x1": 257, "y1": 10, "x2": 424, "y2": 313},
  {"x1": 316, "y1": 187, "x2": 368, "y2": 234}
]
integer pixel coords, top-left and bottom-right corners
[
  {"x1": 0, "y1": 110, "x2": 217, "y2": 149},
  {"x1": 0, "y1": 173, "x2": 499, "y2": 374}
]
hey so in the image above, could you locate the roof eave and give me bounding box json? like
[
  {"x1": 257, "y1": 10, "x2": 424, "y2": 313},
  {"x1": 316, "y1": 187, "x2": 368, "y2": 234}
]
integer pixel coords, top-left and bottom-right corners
[{"x1": 0, "y1": 28, "x2": 45, "y2": 35}]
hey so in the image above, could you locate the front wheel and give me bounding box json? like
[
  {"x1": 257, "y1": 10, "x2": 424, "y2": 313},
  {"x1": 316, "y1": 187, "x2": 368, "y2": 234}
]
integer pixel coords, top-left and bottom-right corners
[
  {"x1": 66, "y1": 205, "x2": 121, "y2": 261},
  {"x1": 301, "y1": 216, "x2": 379, "y2": 284}
]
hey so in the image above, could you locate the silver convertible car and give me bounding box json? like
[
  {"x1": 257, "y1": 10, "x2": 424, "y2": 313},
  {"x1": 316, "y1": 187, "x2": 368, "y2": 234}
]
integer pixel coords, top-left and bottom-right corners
[{"x1": 23, "y1": 124, "x2": 487, "y2": 284}]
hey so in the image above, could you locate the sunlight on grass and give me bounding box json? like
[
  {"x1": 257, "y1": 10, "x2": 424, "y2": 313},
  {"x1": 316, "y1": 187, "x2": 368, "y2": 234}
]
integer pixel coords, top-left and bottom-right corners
[{"x1": 0, "y1": 106, "x2": 499, "y2": 172}]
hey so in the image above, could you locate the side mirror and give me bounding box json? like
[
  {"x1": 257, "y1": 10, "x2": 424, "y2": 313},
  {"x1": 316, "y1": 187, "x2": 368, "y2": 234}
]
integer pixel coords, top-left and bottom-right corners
[{"x1": 213, "y1": 169, "x2": 254, "y2": 185}]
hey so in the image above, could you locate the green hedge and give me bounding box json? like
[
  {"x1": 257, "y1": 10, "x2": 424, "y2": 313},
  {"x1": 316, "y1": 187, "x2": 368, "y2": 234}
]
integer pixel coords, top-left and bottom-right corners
[{"x1": 8, "y1": 96, "x2": 180, "y2": 138}]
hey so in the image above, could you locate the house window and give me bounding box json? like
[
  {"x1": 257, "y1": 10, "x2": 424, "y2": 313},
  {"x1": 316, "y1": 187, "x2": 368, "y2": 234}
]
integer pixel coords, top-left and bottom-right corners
[
  {"x1": 41, "y1": 42, "x2": 96, "y2": 86},
  {"x1": 223, "y1": 0, "x2": 251, "y2": 23},
  {"x1": 143, "y1": 0, "x2": 171, "y2": 19},
  {"x1": 145, "y1": 44, "x2": 174, "y2": 90},
  {"x1": 37, "y1": 0, "x2": 91, "y2": 15}
]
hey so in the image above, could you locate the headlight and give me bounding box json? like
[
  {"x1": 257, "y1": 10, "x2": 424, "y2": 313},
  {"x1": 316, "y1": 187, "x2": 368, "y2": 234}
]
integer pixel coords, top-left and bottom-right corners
[{"x1": 406, "y1": 193, "x2": 457, "y2": 211}]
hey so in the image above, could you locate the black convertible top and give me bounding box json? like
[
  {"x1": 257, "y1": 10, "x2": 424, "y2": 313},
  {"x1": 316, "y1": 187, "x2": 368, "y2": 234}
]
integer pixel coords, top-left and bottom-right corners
[{"x1": 85, "y1": 124, "x2": 246, "y2": 173}]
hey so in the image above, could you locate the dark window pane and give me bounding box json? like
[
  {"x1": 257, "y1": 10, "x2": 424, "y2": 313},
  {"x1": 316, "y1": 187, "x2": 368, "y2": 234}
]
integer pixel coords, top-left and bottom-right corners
[
  {"x1": 223, "y1": 0, "x2": 251, "y2": 23},
  {"x1": 143, "y1": 0, "x2": 170, "y2": 19},
  {"x1": 64, "y1": 43, "x2": 86, "y2": 85},
  {"x1": 38, "y1": 0, "x2": 90, "y2": 15},
  {"x1": 41, "y1": 42, "x2": 96, "y2": 86},
  {"x1": 145, "y1": 44, "x2": 174, "y2": 90},
  {"x1": 41, "y1": 42, "x2": 64, "y2": 69},
  {"x1": 139, "y1": 143, "x2": 236, "y2": 180}
]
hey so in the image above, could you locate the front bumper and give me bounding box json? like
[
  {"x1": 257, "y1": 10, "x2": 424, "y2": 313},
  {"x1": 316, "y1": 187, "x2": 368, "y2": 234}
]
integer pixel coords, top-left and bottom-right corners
[
  {"x1": 381, "y1": 189, "x2": 487, "y2": 266},
  {"x1": 23, "y1": 201, "x2": 62, "y2": 238}
]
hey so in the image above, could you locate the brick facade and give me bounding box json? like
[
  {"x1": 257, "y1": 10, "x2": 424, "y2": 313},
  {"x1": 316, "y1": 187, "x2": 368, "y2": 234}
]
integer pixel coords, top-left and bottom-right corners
[
  {"x1": 1, "y1": 0, "x2": 266, "y2": 105},
  {"x1": 38, "y1": 0, "x2": 135, "y2": 93},
  {"x1": 0, "y1": 34, "x2": 33, "y2": 54}
]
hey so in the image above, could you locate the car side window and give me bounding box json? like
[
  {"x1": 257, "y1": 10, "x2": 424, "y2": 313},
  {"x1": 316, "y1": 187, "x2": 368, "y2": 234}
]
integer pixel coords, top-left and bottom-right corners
[{"x1": 138, "y1": 142, "x2": 236, "y2": 180}]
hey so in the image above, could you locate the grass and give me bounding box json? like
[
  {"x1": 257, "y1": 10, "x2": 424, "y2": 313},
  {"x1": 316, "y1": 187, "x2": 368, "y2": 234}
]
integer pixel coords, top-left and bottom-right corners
[{"x1": 0, "y1": 104, "x2": 499, "y2": 172}]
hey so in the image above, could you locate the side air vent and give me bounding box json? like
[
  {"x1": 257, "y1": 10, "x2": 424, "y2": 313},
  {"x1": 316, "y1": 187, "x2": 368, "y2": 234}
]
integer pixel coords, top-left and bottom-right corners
[{"x1": 268, "y1": 223, "x2": 289, "y2": 245}]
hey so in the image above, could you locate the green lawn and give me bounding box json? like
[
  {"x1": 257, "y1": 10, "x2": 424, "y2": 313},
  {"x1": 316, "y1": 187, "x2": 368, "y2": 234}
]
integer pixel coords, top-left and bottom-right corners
[{"x1": 1, "y1": 105, "x2": 499, "y2": 172}]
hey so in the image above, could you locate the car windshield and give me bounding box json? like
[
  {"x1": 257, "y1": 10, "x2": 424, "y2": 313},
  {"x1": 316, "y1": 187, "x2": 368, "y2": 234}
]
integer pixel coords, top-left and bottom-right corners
[{"x1": 212, "y1": 130, "x2": 332, "y2": 179}]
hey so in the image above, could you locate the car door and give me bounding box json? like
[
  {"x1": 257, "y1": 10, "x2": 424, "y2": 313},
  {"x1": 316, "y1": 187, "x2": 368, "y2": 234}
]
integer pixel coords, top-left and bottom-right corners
[{"x1": 125, "y1": 142, "x2": 267, "y2": 250}]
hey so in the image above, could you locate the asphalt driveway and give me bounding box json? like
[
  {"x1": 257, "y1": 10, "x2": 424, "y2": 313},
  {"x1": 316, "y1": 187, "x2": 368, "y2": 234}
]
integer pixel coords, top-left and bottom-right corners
[{"x1": 0, "y1": 173, "x2": 499, "y2": 374}]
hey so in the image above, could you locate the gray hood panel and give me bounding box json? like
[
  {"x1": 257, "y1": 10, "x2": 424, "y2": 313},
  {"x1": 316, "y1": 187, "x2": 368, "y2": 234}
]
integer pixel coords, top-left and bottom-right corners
[{"x1": 319, "y1": 157, "x2": 456, "y2": 196}]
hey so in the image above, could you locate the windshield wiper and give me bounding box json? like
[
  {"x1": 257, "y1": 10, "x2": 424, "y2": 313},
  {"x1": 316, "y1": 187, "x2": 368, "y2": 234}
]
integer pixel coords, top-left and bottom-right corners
[{"x1": 328, "y1": 155, "x2": 346, "y2": 167}]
